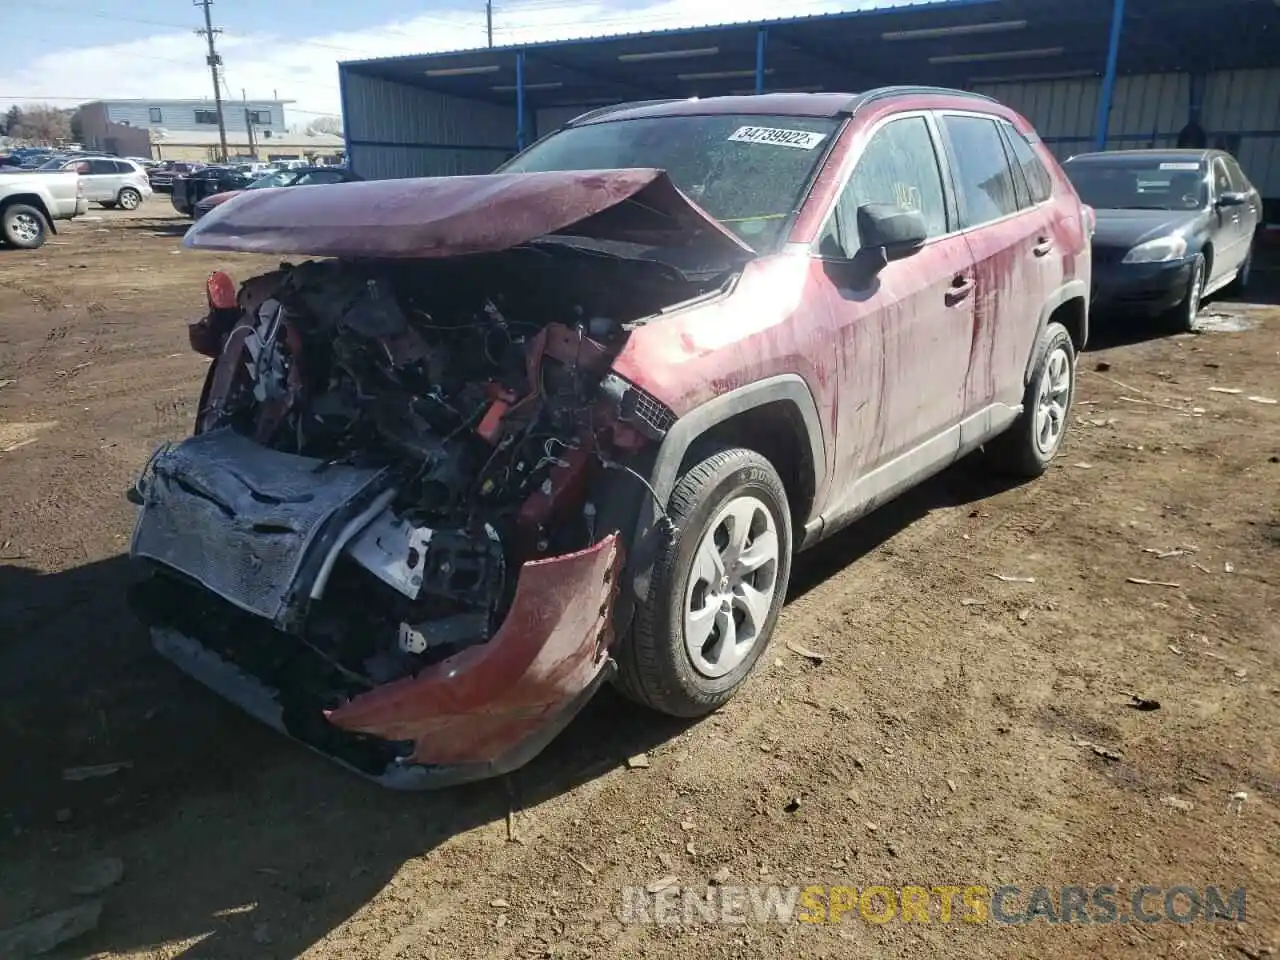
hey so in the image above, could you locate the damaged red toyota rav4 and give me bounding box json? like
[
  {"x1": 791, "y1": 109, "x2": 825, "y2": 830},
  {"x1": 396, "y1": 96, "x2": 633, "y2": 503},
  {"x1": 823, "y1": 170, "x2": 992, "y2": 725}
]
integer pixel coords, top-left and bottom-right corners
[{"x1": 127, "y1": 87, "x2": 1090, "y2": 788}]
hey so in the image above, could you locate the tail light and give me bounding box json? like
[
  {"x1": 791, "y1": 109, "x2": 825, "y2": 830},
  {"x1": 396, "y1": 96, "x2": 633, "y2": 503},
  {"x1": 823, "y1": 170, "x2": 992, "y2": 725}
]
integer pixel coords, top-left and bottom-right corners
[{"x1": 205, "y1": 271, "x2": 237, "y2": 310}]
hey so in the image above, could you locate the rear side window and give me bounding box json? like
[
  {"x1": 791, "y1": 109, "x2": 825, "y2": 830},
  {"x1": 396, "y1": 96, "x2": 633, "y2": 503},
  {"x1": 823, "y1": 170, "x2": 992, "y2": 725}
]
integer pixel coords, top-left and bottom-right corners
[
  {"x1": 88, "y1": 159, "x2": 116, "y2": 175},
  {"x1": 113, "y1": 160, "x2": 135, "y2": 174},
  {"x1": 941, "y1": 115, "x2": 1020, "y2": 227},
  {"x1": 1002, "y1": 125, "x2": 1053, "y2": 204},
  {"x1": 820, "y1": 115, "x2": 949, "y2": 254}
]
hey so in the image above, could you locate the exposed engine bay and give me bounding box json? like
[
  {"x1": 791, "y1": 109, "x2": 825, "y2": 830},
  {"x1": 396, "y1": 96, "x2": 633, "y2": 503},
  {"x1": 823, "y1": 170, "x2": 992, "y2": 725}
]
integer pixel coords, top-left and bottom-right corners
[{"x1": 131, "y1": 245, "x2": 709, "y2": 705}]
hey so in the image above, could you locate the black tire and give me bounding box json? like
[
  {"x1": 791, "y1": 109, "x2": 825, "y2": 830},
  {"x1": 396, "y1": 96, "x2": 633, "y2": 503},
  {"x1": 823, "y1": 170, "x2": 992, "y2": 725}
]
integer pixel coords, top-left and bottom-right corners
[
  {"x1": 1167, "y1": 252, "x2": 1205, "y2": 333},
  {"x1": 117, "y1": 188, "x2": 142, "y2": 211},
  {"x1": 1, "y1": 203, "x2": 49, "y2": 250},
  {"x1": 615, "y1": 446, "x2": 793, "y2": 717},
  {"x1": 986, "y1": 321, "x2": 1076, "y2": 478}
]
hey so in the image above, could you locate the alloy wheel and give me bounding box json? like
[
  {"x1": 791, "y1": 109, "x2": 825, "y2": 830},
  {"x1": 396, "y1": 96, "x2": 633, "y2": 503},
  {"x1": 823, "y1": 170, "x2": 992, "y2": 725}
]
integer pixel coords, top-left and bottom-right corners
[
  {"x1": 1035, "y1": 346, "x2": 1072, "y2": 457},
  {"x1": 684, "y1": 494, "x2": 780, "y2": 678}
]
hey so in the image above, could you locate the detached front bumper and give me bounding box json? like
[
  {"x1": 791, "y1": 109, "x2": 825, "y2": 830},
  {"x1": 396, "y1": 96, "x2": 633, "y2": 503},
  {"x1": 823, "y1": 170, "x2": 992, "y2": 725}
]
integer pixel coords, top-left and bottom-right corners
[
  {"x1": 1091, "y1": 259, "x2": 1192, "y2": 317},
  {"x1": 131, "y1": 535, "x2": 621, "y2": 789}
]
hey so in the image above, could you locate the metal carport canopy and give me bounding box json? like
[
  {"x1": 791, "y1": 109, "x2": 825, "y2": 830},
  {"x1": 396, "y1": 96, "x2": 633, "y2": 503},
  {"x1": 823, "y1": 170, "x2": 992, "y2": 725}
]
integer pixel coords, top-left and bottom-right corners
[{"x1": 339, "y1": 0, "x2": 1279, "y2": 148}]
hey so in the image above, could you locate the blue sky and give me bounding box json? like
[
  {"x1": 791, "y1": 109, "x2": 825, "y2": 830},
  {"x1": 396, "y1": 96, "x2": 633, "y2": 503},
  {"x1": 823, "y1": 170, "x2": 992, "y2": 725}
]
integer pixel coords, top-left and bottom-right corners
[{"x1": 0, "y1": 0, "x2": 909, "y2": 122}]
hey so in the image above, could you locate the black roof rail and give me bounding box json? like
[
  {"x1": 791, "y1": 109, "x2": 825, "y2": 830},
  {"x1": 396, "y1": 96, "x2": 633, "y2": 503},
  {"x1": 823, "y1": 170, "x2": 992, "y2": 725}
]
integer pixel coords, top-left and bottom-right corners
[
  {"x1": 844, "y1": 85, "x2": 999, "y2": 114},
  {"x1": 567, "y1": 99, "x2": 683, "y2": 126}
]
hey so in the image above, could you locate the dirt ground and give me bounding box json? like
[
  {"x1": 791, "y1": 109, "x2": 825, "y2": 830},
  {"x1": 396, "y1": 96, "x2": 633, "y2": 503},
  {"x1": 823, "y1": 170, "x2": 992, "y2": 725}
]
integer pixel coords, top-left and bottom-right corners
[{"x1": 1, "y1": 202, "x2": 1278, "y2": 960}]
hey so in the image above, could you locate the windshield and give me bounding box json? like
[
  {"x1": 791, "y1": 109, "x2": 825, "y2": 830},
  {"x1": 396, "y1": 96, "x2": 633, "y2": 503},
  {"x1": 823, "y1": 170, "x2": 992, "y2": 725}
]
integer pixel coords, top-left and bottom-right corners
[
  {"x1": 500, "y1": 113, "x2": 839, "y2": 251},
  {"x1": 1065, "y1": 159, "x2": 1208, "y2": 211},
  {"x1": 248, "y1": 169, "x2": 299, "y2": 189}
]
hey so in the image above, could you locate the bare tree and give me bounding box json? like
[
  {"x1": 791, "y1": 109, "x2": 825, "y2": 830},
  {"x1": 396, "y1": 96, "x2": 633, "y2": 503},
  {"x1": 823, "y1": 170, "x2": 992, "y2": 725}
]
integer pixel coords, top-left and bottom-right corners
[
  {"x1": 12, "y1": 104, "x2": 72, "y2": 144},
  {"x1": 3, "y1": 106, "x2": 23, "y2": 136},
  {"x1": 306, "y1": 116, "x2": 342, "y2": 136}
]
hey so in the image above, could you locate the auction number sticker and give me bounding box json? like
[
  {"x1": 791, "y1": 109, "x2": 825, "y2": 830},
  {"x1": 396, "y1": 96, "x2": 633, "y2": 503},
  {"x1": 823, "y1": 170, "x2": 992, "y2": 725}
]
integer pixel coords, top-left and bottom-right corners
[
  {"x1": 728, "y1": 126, "x2": 828, "y2": 149},
  {"x1": 1159, "y1": 162, "x2": 1201, "y2": 171}
]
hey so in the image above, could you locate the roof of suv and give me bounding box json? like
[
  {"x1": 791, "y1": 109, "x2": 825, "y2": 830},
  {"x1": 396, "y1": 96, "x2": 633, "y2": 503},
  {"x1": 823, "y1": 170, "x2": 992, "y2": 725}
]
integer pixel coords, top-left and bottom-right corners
[
  {"x1": 1065, "y1": 149, "x2": 1222, "y2": 164},
  {"x1": 569, "y1": 86, "x2": 997, "y2": 125}
]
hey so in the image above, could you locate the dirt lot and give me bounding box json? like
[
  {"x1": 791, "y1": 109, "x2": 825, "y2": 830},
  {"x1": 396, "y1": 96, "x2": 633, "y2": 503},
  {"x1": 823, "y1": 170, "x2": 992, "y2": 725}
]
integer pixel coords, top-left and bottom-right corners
[{"x1": 1, "y1": 203, "x2": 1278, "y2": 959}]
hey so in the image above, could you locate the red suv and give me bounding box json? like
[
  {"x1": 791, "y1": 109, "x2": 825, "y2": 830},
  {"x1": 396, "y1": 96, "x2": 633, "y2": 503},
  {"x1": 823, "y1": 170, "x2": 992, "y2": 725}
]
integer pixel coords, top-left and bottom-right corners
[{"x1": 128, "y1": 87, "x2": 1090, "y2": 788}]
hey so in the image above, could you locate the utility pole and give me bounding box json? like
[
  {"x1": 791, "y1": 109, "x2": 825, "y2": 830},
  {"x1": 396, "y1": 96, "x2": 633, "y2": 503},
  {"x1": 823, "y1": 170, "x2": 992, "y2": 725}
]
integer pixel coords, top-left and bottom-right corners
[
  {"x1": 243, "y1": 89, "x2": 257, "y2": 159},
  {"x1": 194, "y1": 0, "x2": 229, "y2": 162},
  {"x1": 486, "y1": 0, "x2": 493, "y2": 48}
]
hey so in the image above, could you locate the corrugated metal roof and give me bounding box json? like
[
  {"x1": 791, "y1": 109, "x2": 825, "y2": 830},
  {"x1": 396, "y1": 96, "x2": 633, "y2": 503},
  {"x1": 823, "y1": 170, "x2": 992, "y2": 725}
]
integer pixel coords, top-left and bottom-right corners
[{"x1": 341, "y1": 0, "x2": 992, "y2": 66}]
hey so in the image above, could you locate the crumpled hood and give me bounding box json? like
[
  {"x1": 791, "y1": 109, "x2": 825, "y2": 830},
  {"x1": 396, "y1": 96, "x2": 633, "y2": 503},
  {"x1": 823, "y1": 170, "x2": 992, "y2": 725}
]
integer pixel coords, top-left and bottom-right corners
[{"x1": 182, "y1": 168, "x2": 756, "y2": 262}]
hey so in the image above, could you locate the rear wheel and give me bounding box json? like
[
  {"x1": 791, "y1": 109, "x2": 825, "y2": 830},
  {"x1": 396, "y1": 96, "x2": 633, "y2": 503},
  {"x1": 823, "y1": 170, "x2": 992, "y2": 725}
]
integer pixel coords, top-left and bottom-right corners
[
  {"x1": 615, "y1": 446, "x2": 792, "y2": 717},
  {"x1": 117, "y1": 188, "x2": 142, "y2": 211},
  {"x1": 1, "y1": 203, "x2": 49, "y2": 249},
  {"x1": 1225, "y1": 245, "x2": 1253, "y2": 297},
  {"x1": 986, "y1": 321, "x2": 1075, "y2": 478}
]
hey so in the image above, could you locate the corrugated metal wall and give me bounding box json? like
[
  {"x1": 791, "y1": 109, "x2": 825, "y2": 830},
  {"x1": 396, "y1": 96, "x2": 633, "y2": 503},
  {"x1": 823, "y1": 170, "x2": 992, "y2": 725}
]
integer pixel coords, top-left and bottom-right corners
[
  {"x1": 535, "y1": 106, "x2": 590, "y2": 136},
  {"x1": 974, "y1": 68, "x2": 1280, "y2": 196},
  {"x1": 342, "y1": 71, "x2": 517, "y2": 179}
]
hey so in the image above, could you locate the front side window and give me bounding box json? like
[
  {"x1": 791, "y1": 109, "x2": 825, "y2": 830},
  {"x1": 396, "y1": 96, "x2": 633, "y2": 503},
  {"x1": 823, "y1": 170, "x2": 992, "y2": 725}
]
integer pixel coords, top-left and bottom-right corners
[
  {"x1": 1065, "y1": 160, "x2": 1207, "y2": 211},
  {"x1": 1224, "y1": 158, "x2": 1250, "y2": 192},
  {"x1": 1212, "y1": 158, "x2": 1235, "y2": 198},
  {"x1": 500, "y1": 113, "x2": 840, "y2": 252},
  {"x1": 942, "y1": 114, "x2": 1020, "y2": 227},
  {"x1": 820, "y1": 115, "x2": 948, "y2": 256}
]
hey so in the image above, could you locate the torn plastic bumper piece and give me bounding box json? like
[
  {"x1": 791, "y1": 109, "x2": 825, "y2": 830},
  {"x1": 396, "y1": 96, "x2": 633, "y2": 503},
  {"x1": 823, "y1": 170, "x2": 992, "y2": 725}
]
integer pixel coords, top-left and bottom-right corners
[
  {"x1": 325, "y1": 533, "x2": 620, "y2": 774},
  {"x1": 148, "y1": 534, "x2": 621, "y2": 789}
]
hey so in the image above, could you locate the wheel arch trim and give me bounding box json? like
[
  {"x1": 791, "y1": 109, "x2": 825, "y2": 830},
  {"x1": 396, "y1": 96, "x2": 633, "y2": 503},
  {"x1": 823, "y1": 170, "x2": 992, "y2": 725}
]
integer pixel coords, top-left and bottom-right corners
[{"x1": 626, "y1": 374, "x2": 826, "y2": 603}]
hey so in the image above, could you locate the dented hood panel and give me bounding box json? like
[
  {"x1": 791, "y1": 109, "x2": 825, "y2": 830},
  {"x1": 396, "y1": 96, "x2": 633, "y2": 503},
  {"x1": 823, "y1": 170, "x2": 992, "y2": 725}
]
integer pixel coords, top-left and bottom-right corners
[{"x1": 182, "y1": 169, "x2": 756, "y2": 261}]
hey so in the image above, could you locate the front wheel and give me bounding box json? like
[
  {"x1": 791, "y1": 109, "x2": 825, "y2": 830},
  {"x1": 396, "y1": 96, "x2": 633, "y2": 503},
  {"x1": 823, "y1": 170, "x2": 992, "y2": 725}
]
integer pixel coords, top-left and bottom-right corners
[
  {"x1": 1168, "y1": 253, "x2": 1206, "y2": 332},
  {"x1": 615, "y1": 447, "x2": 793, "y2": 717},
  {"x1": 1, "y1": 203, "x2": 49, "y2": 249},
  {"x1": 986, "y1": 321, "x2": 1076, "y2": 478},
  {"x1": 117, "y1": 188, "x2": 142, "y2": 211}
]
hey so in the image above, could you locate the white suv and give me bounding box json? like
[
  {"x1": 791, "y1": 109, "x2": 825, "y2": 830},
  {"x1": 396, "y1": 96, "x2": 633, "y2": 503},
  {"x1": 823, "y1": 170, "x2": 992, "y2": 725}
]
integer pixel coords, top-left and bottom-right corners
[{"x1": 45, "y1": 156, "x2": 153, "y2": 210}]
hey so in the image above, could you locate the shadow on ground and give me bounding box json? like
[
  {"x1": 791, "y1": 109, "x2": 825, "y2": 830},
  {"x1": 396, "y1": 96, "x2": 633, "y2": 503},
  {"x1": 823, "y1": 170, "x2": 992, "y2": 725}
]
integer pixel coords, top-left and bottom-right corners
[{"x1": 0, "y1": 453, "x2": 1018, "y2": 957}]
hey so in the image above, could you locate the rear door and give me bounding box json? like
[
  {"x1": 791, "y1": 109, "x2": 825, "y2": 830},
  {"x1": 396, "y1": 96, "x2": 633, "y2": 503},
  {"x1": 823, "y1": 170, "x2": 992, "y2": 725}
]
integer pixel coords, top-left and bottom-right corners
[
  {"x1": 80, "y1": 159, "x2": 119, "y2": 201},
  {"x1": 816, "y1": 112, "x2": 977, "y2": 521},
  {"x1": 936, "y1": 112, "x2": 1047, "y2": 426}
]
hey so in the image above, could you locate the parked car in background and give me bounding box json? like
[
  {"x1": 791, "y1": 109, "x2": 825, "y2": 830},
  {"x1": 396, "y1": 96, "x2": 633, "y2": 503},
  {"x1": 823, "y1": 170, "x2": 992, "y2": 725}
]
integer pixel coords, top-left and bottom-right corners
[
  {"x1": 171, "y1": 166, "x2": 254, "y2": 217},
  {"x1": 30, "y1": 155, "x2": 153, "y2": 210},
  {"x1": 1, "y1": 147, "x2": 57, "y2": 168},
  {"x1": 192, "y1": 165, "x2": 363, "y2": 218},
  {"x1": 149, "y1": 161, "x2": 205, "y2": 193},
  {"x1": 1063, "y1": 149, "x2": 1260, "y2": 330},
  {"x1": 126, "y1": 87, "x2": 1089, "y2": 787},
  {"x1": 0, "y1": 167, "x2": 87, "y2": 248}
]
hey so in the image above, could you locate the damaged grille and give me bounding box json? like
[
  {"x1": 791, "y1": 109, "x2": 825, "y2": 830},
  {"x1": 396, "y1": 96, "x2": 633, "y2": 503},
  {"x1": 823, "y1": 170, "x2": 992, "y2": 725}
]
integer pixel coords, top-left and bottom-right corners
[{"x1": 130, "y1": 428, "x2": 389, "y2": 623}]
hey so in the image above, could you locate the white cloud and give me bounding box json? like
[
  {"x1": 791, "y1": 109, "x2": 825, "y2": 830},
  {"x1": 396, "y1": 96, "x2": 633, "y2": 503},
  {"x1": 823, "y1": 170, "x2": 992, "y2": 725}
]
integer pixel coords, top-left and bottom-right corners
[{"x1": 0, "y1": 0, "x2": 901, "y2": 121}]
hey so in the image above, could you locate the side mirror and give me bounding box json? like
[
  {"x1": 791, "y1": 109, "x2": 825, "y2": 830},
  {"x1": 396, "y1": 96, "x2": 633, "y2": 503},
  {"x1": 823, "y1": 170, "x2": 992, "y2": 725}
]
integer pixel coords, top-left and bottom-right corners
[
  {"x1": 1216, "y1": 191, "x2": 1248, "y2": 208},
  {"x1": 858, "y1": 203, "x2": 928, "y2": 261}
]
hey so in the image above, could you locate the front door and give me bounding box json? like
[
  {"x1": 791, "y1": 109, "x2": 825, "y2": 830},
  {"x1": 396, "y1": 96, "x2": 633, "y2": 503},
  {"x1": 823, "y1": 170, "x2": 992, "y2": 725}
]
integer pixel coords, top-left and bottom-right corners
[{"x1": 814, "y1": 112, "x2": 976, "y2": 525}]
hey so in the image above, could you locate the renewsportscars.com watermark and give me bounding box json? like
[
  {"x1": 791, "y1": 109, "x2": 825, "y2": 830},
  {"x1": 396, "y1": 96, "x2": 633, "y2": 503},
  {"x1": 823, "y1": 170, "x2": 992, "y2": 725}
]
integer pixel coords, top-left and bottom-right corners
[{"x1": 621, "y1": 884, "x2": 1246, "y2": 926}]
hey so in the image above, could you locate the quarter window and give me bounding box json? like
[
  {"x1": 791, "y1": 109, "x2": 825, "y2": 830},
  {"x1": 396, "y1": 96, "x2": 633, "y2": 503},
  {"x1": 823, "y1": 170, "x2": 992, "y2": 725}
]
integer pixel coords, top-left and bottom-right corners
[
  {"x1": 1002, "y1": 125, "x2": 1053, "y2": 205},
  {"x1": 942, "y1": 114, "x2": 1021, "y2": 227},
  {"x1": 820, "y1": 115, "x2": 948, "y2": 255}
]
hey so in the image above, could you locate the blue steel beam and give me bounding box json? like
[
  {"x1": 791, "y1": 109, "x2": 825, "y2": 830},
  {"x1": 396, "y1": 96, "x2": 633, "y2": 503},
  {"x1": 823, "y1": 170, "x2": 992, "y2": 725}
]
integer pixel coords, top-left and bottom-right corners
[
  {"x1": 755, "y1": 27, "x2": 768, "y2": 95},
  {"x1": 516, "y1": 50, "x2": 526, "y2": 151},
  {"x1": 1093, "y1": 0, "x2": 1126, "y2": 151}
]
